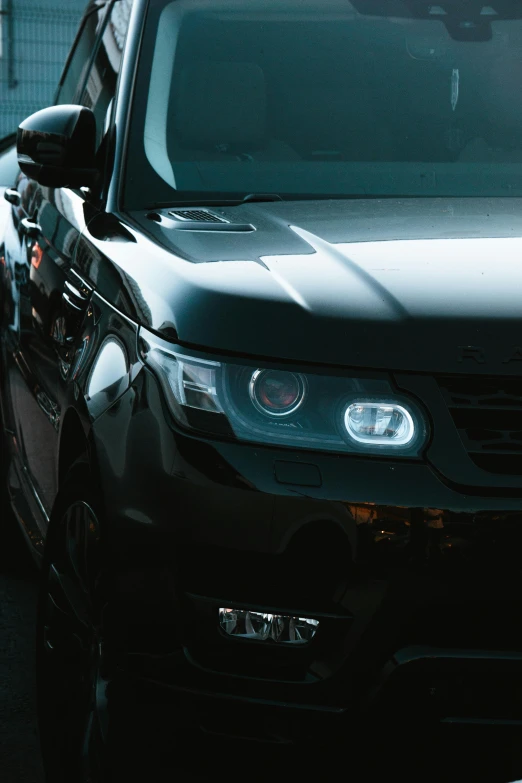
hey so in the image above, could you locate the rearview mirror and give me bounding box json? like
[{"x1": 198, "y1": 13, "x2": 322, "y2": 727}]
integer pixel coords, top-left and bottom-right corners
[{"x1": 17, "y1": 105, "x2": 99, "y2": 189}]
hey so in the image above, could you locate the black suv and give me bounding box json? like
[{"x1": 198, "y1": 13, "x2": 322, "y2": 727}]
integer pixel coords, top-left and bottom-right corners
[{"x1": 3, "y1": 0, "x2": 522, "y2": 780}]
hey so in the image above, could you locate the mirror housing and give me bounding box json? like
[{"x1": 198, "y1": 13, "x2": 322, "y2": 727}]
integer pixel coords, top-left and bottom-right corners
[{"x1": 17, "y1": 105, "x2": 99, "y2": 188}]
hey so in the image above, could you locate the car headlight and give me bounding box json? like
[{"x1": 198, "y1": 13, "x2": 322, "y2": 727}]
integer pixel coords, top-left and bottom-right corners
[
  {"x1": 249, "y1": 369, "x2": 307, "y2": 417},
  {"x1": 139, "y1": 329, "x2": 428, "y2": 457},
  {"x1": 344, "y1": 402, "x2": 415, "y2": 447}
]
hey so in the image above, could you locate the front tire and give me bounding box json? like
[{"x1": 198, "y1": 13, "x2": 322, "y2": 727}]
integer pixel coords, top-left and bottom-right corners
[
  {"x1": 0, "y1": 408, "x2": 32, "y2": 572},
  {"x1": 36, "y1": 460, "x2": 113, "y2": 782}
]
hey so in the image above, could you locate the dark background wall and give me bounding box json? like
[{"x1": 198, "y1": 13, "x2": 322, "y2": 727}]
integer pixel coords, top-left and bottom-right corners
[{"x1": 0, "y1": 0, "x2": 86, "y2": 138}]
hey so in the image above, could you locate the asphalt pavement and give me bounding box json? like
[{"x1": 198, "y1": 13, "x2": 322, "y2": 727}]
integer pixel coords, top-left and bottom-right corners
[{"x1": 0, "y1": 507, "x2": 44, "y2": 783}]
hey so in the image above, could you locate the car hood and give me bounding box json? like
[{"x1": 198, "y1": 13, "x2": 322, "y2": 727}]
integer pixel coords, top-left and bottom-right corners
[{"x1": 90, "y1": 197, "x2": 522, "y2": 375}]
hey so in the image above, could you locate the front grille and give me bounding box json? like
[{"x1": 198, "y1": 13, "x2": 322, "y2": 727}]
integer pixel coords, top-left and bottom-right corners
[
  {"x1": 169, "y1": 209, "x2": 228, "y2": 223},
  {"x1": 437, "y1": 376, "x2": 522, "y2": 475}
]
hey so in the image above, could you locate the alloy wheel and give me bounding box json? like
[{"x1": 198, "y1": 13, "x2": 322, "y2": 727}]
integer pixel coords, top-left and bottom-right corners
[{"x1": 38, "y1": 500, "x2": 111, "y2": 782}]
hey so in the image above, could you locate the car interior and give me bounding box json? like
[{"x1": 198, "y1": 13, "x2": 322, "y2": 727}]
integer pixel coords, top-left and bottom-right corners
[{"x1": 161, "y1": 9, "x2": 522, "y2": 165}]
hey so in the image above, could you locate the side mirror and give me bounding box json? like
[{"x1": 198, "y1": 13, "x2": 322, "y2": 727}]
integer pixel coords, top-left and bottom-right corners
[{"x1": 17, "y1": 105, "x2": 99, "y2": 189}]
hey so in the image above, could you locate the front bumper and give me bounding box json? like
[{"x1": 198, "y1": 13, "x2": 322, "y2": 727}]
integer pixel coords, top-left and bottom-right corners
[{"x1": 91, "y1": 371, "x2": 522, "y2": 746}]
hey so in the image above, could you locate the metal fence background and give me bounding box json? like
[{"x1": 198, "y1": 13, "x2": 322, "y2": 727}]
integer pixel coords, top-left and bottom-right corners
[{"x1": 0, "y1": 0, "x2": 86, "y2": 138}]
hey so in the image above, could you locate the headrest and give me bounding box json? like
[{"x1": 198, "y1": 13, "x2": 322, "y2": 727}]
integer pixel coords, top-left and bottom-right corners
[{"x1": 174, "y1": 62, "x2": 267, "y2": 149}]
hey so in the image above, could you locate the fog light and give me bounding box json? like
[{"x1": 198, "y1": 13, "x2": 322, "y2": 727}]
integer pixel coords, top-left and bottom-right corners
[
  {"x1": 219, "y1": 608, "x2": 319, "y2": 645},
  {"x1": 344, "y1": 401, "x2": 415, "y2": 446}
]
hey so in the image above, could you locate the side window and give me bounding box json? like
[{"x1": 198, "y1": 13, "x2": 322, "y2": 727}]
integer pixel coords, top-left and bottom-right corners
[
  {"x1": 55, "y1": 9, "x2": 108, "y2": 106},
  {"x1": 0, "y1": 145, "x2": 19, "y2": 189},
  {"x1": 81, "y1": 0, "x2": 134, "y2": 147}
]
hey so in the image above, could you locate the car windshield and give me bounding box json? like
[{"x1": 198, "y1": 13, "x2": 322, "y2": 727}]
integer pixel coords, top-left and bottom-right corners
[{"x1": 124, "y1": 0, "x2": 522, "y2": 207}]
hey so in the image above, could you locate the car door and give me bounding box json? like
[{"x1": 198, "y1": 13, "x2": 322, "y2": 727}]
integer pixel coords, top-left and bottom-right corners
[{"x1": 3, "y1": 4, "x2": 112, "y2": 518}]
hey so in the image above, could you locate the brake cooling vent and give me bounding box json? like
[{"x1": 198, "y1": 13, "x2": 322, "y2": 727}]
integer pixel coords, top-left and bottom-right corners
[{"x1": 169, "y1": 209, "x2": 228, "y2": 223}]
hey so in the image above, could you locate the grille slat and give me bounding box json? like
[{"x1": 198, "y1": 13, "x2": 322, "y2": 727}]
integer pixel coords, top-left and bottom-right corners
[
  {"x1": 468, "y1": 453, "x2": 522, "y2": 475},
  {"x1": 437, "y1": 376, "x2": 522, "y2": 475},
  {"x1": 451, "y1": 408, "x2": 522, "y2": 431}
]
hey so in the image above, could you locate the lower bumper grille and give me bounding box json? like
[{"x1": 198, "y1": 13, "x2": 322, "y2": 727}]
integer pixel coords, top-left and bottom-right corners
[{"x1": 437, "y1": 376, "x2": 522, "y2": 475}]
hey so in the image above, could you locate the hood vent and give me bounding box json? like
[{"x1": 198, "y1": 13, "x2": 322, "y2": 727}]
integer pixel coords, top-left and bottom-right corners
[
  {"x1": 169, "y1": 209, "x2": 228, "y2": 224},
  {"x1": 164, "y1": 209, "x2": 255, "y2": 233}
]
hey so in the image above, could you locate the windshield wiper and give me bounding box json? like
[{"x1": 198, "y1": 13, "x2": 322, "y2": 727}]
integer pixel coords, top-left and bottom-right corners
[
  {"x1": 143, "y1": 193, "x2": 284, "y2": 209},
  {"x1": 241, "y1": 193, "x2": 283, "y2": 204},
  {"x1": 142, "y1": 193, "x2": 439, "y2": 211}
]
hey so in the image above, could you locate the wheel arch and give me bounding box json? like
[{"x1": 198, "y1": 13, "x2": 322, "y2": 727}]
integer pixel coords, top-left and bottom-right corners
[{"x1": 57, "y1": 406, "x2": 92, "y2": 488}]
